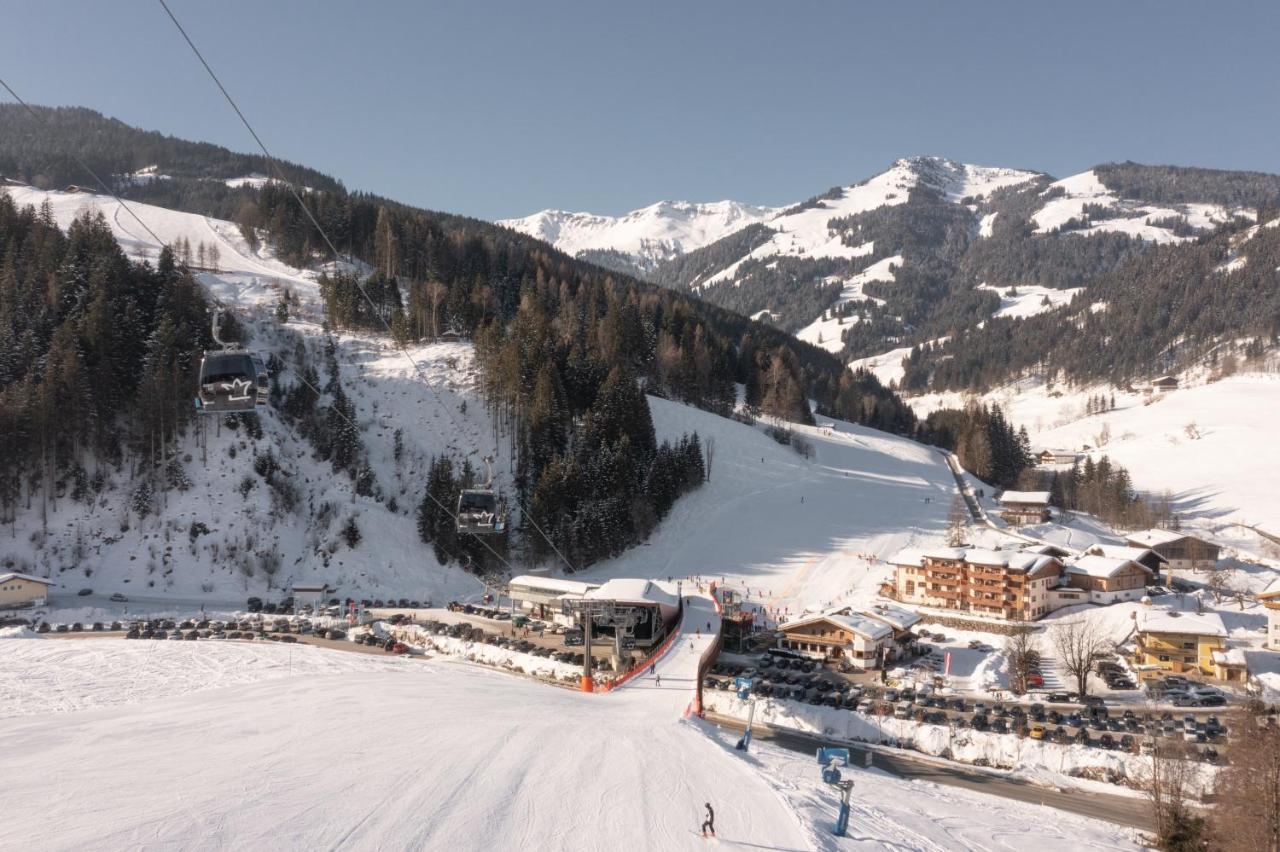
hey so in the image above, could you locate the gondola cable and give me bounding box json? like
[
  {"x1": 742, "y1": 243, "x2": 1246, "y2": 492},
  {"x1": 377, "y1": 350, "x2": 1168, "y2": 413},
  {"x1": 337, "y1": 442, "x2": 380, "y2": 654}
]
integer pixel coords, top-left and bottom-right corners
[{"x1": 156, "y1": 0, "x2": 579, "y2": 573}]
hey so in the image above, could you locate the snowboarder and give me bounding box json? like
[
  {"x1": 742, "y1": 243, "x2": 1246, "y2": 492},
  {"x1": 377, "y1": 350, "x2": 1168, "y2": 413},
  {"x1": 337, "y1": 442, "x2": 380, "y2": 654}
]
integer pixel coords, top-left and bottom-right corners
[{"x1": 701, "y1": 802, "x2": 716, "y2": 838}]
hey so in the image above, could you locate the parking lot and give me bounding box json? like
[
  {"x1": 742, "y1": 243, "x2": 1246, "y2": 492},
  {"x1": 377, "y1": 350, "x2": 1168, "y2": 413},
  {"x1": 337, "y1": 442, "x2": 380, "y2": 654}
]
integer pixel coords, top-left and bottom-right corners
[{"x1": 706, "y1": 648, "x2": 1248, "y2": 763}]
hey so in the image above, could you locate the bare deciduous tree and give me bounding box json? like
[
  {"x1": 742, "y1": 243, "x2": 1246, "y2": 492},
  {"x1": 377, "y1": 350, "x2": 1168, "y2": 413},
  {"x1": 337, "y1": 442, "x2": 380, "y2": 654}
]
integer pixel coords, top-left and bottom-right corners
[
  {"x1": 1006, "y1": 628, "x2": 1040, "y2": 694},
  {"x1": 1050, "y1": 619, "x2": 1111, "y2": 699},
  {"x1": 1142, "y1": 737, "x2": 1207, "y2": 849},
  {"x1": 1208, "y1": 706, "x2": 1280, "y2": 852}
]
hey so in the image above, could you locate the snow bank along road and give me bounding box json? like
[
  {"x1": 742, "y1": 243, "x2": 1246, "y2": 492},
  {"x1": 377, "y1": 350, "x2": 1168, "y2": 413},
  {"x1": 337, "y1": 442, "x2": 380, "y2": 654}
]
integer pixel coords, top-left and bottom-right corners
[{"x1": 1, "y1": 593, "x2": 816, "y2": 851}]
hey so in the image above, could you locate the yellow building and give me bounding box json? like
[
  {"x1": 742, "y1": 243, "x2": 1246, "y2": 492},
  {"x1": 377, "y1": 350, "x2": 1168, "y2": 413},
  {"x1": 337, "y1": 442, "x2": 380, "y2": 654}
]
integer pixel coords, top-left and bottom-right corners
[
  {"x1": 0, "y1": 573, "x2": 53, "y2": 609},
  {"x1": 1135, "y1": 610, "x2": 1228, "y2": 680}
]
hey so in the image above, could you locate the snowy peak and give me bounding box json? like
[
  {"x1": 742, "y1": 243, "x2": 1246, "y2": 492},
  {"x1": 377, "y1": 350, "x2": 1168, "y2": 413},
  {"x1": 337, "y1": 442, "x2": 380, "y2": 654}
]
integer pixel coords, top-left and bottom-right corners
[
  {"x1": 895, "y1": 156, "x2": 1042, "y2": 202},
  {"x1": 498, "y1": 199, "x2": 778, "y2": 275}
]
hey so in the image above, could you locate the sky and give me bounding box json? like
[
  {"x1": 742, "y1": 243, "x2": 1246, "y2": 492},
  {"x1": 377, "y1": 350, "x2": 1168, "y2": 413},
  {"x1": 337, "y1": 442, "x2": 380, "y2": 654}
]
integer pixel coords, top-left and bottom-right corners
[{"x1": 2, "y1": 1, "x2": 1279, "y2": 220}]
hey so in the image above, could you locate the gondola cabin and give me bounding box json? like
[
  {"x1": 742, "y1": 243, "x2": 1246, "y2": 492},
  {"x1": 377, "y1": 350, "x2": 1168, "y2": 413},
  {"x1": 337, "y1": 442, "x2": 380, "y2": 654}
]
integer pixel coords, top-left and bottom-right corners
[
  {"x1": 196, "y1": 350, "x2": 268, "y2": 414},
  {"x1": 455, "y1": 489, "x2": 506, "y2": 535}
]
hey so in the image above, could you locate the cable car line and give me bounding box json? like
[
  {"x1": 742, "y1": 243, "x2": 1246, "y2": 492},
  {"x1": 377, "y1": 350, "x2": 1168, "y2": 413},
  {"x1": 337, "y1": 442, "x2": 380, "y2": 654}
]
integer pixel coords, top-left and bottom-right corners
[{"x1": 156, "y1": 0, "x2": 579, "y2": 573}]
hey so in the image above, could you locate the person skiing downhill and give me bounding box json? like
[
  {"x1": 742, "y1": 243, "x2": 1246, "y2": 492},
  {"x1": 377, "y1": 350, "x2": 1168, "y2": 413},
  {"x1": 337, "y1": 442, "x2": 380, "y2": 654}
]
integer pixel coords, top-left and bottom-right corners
[{"x1": 701, "y1": 802, "x2": 715, "y2": 838}]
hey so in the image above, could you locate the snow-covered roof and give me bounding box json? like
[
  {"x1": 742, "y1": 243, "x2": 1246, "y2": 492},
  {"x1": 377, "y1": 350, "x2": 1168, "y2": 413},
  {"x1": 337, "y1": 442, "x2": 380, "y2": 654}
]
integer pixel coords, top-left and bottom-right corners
[
  {"x1": 1087, "y1": 544, "x2": 1168, "y2": 564},
  {"x1": 585, "y1": 579, "x2": 678, "y2": 611},
  {"x1": 963, "y1": 548, "x2": 1009, "y2": 566},
  {"x1": 921, "y1": 546, "x2": 968, "y2": 562},
  {"x1": 1138, "y1": 610, "x2": 1227, "y2": 637},
  {"x1": 889, "y1": 548, "x2": 925, "y2": 567},
  {"x1": 0, "y1": 573, "x2": 52, "y2": 586},
  {"x1": 1006, "y1": 553, "x2": 1061, "y2": 574},
  {"x1": 1125, "y1": 529, "x2": 1190, "y2": 547},
  {"x1": 780, "y1": 610, "x2": 892, "y2": 642},
  {"x1": 509, "y1": 575, "x2": 600, "y2": 596},
  {"x1": 292, "y1": 583, "x2": 330, "y2": 593},
  {"x1": 1211, "y1": 649, "x2": 1248, "y2": 666},
  {"x1": 862, "y1": 603, "x2": 922, "y2": 632},
  {"x1": 999, "y1": 491, "x2": 1050, "y2": 505},
  {"x1": 1021, "y1": 543, "x2": 1072, "y2": 557},
  {"x1": 1259, "y1": 577, "x2": 1280, "y2": 600},
  {"x1": 1066, "y1": 554, "x2": 1151, "y2": 578}
]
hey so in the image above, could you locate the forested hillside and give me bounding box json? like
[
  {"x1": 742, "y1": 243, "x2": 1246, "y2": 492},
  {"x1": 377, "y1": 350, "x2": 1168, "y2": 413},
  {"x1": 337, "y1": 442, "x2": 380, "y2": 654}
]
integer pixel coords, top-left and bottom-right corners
[{"x1": 0, "y1": 196, "x2": 211, "y2": 529}]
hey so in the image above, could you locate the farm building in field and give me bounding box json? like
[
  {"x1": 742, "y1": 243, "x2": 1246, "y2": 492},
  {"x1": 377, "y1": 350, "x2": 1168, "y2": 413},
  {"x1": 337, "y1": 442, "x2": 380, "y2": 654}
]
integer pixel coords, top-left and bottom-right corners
[
  {"x1": 1150, "y1": 375, "x2": 1180, "y2": 393},
  {"x1": 1036, "y1": 449, "x2": 1079, "y2": 466},
  {"x1": 1124, "y1": 530, "x2": 1220, "y2": 579},
  {"x1": 0, "y1": 573, "x2": 52, "y2": 609},
  {"x1": 998, "y1": 491, "x2": 1051, "y2": 525}
]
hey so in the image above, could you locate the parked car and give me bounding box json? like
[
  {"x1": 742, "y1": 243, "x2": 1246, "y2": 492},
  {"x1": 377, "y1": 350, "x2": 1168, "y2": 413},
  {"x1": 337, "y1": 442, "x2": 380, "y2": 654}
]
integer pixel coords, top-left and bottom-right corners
[
  {"x1": 77, "y1": 588, "x2": 92, "y2": 597},
  {"x1": 109, "y1": 593, "x2": 128, "y2": 603}
]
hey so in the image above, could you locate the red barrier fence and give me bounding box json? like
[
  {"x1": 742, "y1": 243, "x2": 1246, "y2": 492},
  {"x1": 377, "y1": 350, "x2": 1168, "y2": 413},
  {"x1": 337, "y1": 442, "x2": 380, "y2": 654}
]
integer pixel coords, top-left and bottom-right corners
[{"x1": 690, "y1": 589, "x2": 724, "y2": 717}]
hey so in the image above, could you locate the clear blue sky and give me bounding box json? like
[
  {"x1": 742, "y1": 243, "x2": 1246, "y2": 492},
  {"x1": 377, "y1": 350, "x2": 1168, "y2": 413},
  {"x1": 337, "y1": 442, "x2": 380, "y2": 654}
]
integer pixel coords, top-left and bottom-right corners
[{"x1": 3, "y1": 1, "x2": 1277, "y2": 220}]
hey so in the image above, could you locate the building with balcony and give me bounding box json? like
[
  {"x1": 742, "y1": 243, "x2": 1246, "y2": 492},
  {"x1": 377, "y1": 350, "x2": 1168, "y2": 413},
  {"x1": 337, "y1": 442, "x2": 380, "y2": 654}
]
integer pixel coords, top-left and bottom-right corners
[
  {"x1": 890, "y1": 546, "x2": 1063, "y2": 621},
  {"x1": 1062, "y1": 554, "x2": 1152, "y2": 604},
  {"x1": 1260, "y1": 577, "x2": 1280, "y2": 652},
  {"x1": 777, "y1": 609, "x2": 894, "y2": 669},
  {"x1": 1135, "y1": 610, "x2": 1230, "y2": 681},
  {"x1": 998, "y1": 491, "x2": 1051, "y2": 525}
]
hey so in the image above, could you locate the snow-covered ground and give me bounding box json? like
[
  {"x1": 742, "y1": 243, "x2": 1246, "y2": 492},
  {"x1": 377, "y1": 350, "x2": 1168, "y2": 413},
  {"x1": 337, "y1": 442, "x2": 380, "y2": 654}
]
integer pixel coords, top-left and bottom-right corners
[
  {"x1": 907, "y1": 369, "x2": 1280, "y2": 537},
  {"x1": 796, "y1": 256, "x2": 900, "y2": 352},
  {"x1": 582, "y1": 398, "x2": 957, "y2": 620},
  {"x1": 976, "y1": 283, "x2": 1083, "y2": 320},
  {"x1": 1031, "y1": 170, "x2": 1253, "y2": 243},
  {"x1": 0, "y1": 632, "x2": 1142, "y2": 850},
  {"x1": 0, "y1": 183, "x2": 491, "y2": 604}
]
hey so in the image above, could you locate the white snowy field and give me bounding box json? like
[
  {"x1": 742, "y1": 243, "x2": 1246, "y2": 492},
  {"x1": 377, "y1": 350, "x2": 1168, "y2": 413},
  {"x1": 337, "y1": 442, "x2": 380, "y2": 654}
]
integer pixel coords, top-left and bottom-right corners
[
  {"x1": 0, "y1": 633, "x2": 1141, "y2": 851},
  {"x1": 905, "y1": 370, "x2": 1280, "y2": 537},
  {"x1": 584, "y1": 398, "x2": 956, "y2": 620}
]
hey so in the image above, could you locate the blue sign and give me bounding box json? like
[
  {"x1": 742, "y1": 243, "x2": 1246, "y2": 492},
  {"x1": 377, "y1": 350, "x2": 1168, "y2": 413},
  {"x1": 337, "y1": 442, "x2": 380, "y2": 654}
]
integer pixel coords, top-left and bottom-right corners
[
  {"x1": 816, "y1": 747, "x2": 850, "y2": 767},
  {"x1": 734, "y1": 677, "x2": 755, "y2": 699}
]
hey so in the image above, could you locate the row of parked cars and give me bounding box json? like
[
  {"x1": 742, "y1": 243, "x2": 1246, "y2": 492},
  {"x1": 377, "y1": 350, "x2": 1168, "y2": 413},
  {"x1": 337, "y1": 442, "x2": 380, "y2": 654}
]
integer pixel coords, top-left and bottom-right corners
[
  {"x1": 410, "y1": 619, "x2": 605, "y2": 668},
  {"x1": 246, "y1": 596, "x2": 432, "y2": 615},
  {"x1": 1144, "y1": 674, "x2": 1228, "y2": 707}
]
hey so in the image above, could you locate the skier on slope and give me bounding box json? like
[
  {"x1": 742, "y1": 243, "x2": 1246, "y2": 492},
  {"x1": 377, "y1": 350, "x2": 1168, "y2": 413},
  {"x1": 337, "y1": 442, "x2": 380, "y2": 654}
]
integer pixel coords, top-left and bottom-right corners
[{"x1": 701, "y1": 802, "x2": 716, "y2": 838}]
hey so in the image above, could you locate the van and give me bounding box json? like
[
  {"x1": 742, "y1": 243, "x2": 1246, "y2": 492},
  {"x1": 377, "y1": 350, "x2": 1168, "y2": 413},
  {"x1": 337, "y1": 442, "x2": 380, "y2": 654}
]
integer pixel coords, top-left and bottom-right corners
[{"x1": 894, "y1": 701, "x2": 913, "y2": 719}]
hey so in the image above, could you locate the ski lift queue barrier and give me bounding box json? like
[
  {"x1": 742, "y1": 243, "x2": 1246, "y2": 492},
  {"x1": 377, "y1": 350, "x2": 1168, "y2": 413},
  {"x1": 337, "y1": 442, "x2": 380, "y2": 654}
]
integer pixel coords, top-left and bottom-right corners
[{"x1": 600, "y1": 603, "x2": 687, "y2": 692}]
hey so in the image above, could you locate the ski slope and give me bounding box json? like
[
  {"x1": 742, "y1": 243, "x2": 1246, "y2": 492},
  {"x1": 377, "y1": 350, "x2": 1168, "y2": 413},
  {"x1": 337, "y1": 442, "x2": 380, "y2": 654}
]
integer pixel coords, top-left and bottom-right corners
[
  {"x1": 584, "y1": 397, "x2": 958, "y2": 618},
  {"x1": 0, "y1": 633, "x2": 1141, "y2": 851}
]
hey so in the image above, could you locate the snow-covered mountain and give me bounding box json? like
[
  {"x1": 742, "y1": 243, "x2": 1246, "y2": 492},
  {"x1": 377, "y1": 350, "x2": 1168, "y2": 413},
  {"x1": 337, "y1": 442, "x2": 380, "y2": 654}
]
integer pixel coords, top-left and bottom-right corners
[{"x1": 498, "y1": 199, "x2": 777, "y2": 276}]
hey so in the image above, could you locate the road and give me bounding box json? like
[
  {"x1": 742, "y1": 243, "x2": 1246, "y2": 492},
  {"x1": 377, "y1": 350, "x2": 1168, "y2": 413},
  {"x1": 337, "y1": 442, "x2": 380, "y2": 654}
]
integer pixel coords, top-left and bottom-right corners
[{"x1": 706, "y1": 712, "x2": 1157, "y2": 831}]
